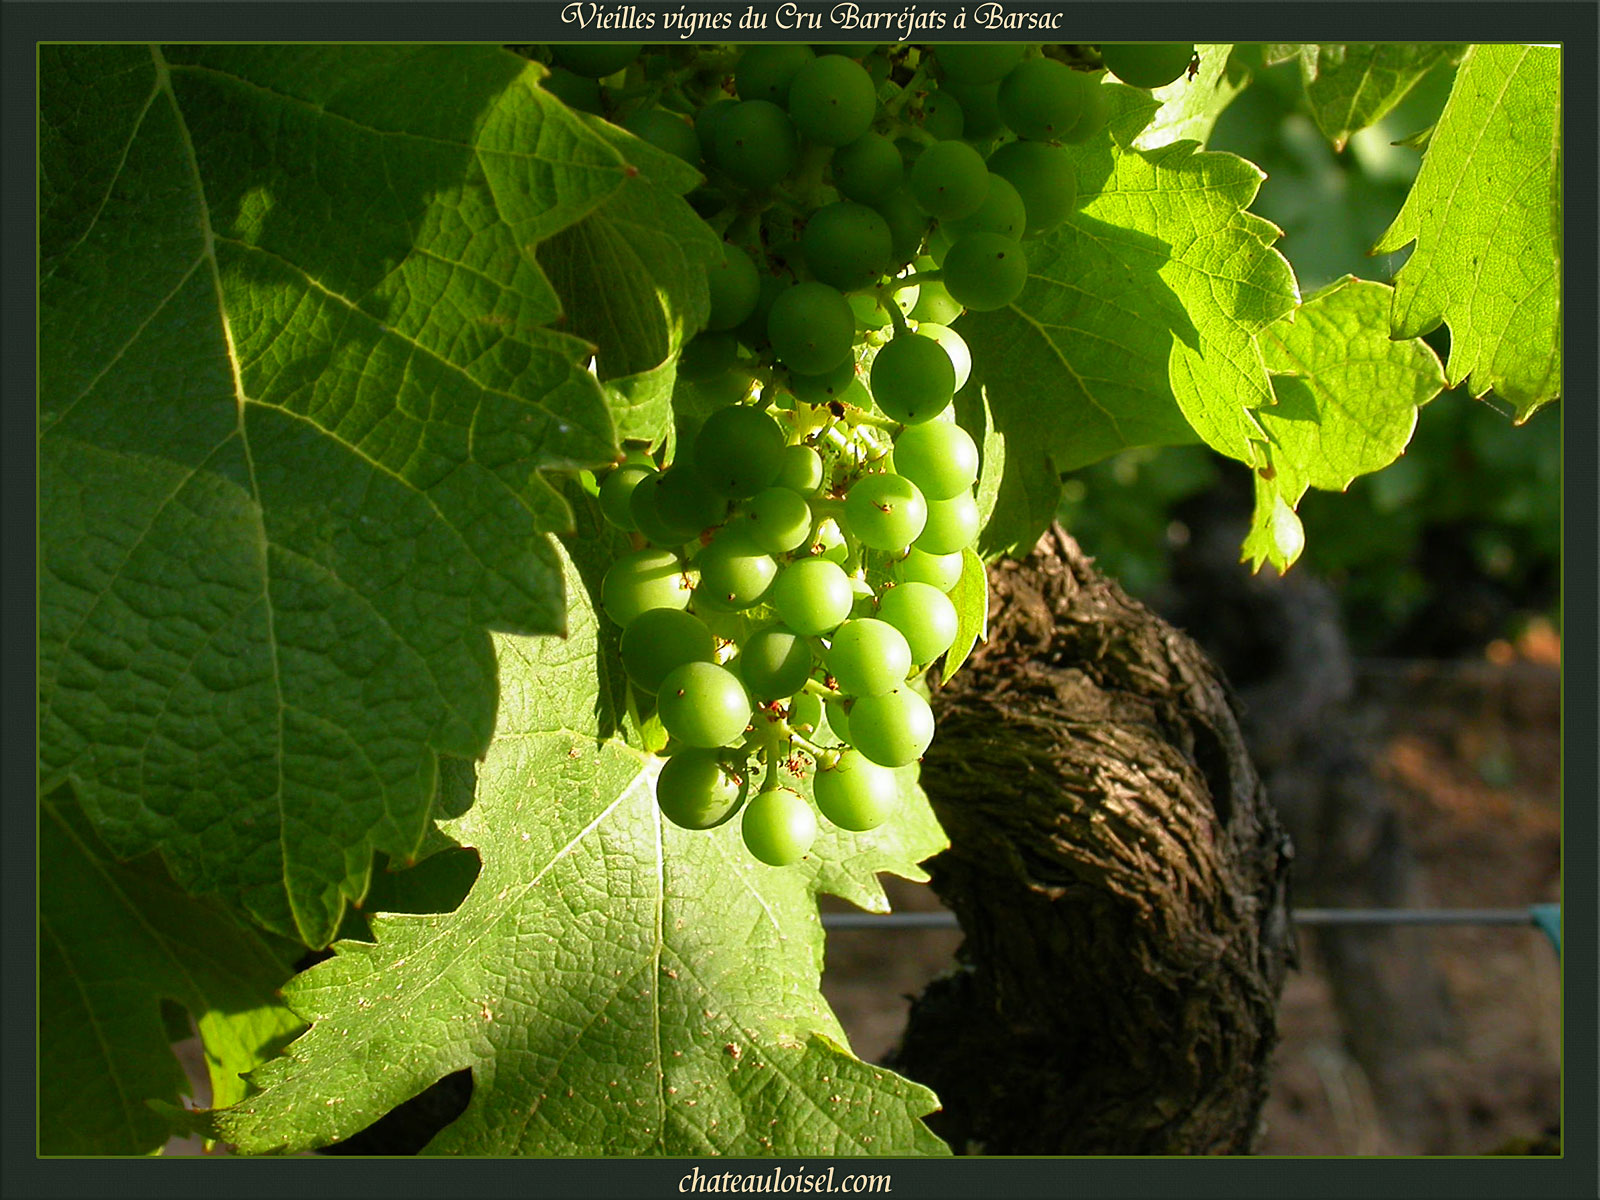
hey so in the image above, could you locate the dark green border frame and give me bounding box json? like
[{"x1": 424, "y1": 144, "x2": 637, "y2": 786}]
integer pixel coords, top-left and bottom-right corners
[{"x1": 7, "y1": 3, "x2": 1595, "y2": 1197}]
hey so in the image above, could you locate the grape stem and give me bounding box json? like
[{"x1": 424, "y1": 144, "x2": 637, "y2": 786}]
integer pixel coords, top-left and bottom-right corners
[
  {"x1": 785, "y1": 728, "x2": 832, "y2": 760},
  {"x1": 882, "y1": 57, "x2": 934, "y2": 119},
  {"x1": 886, "y1": 297, "x2": 911, "y2": 338},
  {"x1": 888, "y1": 270, "x2": 941, "y2": 293},
  {"x1": 801, "y1": 677, "x2": 836, "y2": 699}
]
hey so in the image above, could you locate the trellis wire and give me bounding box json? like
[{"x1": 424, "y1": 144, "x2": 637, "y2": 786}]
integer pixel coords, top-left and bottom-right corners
[{"x1": 820, "y1": 906, "x2": 1555, "y2": 930}]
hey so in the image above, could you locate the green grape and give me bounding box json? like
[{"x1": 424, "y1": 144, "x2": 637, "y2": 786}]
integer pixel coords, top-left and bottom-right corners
[
  {"x1": 678, "y1": 331, "x2": 738, "y2": 382},
  {"x1": 913, "y1": 323, "x2": 972, "y2": 393},
  {"x1": 623, "y1": 107, "x2": 700, "y2": 165},
  {"x1": 695, "y1": 530, "x2": 778, "y2": 609},
  {"x1": 602, "y1": 547, "x2": 692, "y2": 628},
  {"x1": 787, "y1": 689, "x2": 823, "y2": 735},
  {"x1": 915, "y1": 490, "x2": 981, "y2": 555},
  {"x1": 599, "y1": 460, "x2": 655, "y2": 531},
  {"x1": 734, "y1": 272, "x2": 788, "y2": 352},
  {"x1": 635, "y1": 464, "x2": 729, "y2": 544},
  {"x1": 552, "y1": 43, "x2": 641, "y2": 78},
  {"x1": 802, "y1": 202, "x2": 893, "y2": 292},
  {"x1": 789, "y1": 357, "x2": 858, "y2": 405},
  {"x1": 656, "y1": 748, "x2": 747, "y2": 830},
  {"x1": 715, "y1": 101, "x2": 800, "y2": 189},
  {"x1": 738, "y1": 624, "x2": 816, "y2": 701},
  {"x1": 944, "y1": 79, "x2": 1004, "y2": 139},
  {"x1": 892, "y1": 420, "x2": 978, "y2": 501},
  {"x1": 996, "y1": 57, "x2": 1088, "y2": 142},
  {"x1": 621, "y1": 607, "x2": 715, "y2": 693},
  {"x1": 844, "y1": 473, "x2": 928, "y2": 550},
  {"x1": 908, "y1": 280, "x2": 963, "y2": 324},
  {"x1": 1059, "y1": 74, "x2": 1109, "y2": 144},
  {"x1": 772, "y1": 556, "x2": 854, "y2": 635},
  {"x1": 873, "y1": 188, "x2": 934, "y2": 268},
  {"x1": 775, "y1": 444, "x2": 825, "y2": 496},
  {"x1": 896, "y1": 546, "x2": 965, "y2": 590},
  {"x1": 707, "y1": 242, "x2": 761, "y2": 331},
  {"x1": 908, "y1": 139, "x2": 990, "y2": 220},
  {"x1": 848, "y1": 687, "x2": 935, "y2": 767},
  {"x1": 870, "y1": 333, "x2": 956, "y2": 425},
  {"x1": 787, "y1": 54, "x2": 876, "y2": 146},
  {"x1": 833, "y1": 131, "x2": 904, "y2": 204},
  {"x1": 942, "y1": 233, "x2": 1027, "y2": 312},
  {"x1": 813, "y1": 748, "x2": 897, "y2": 831},
  {"x1": 744, "y1": 486, "x2": 814, "y2": 553},
  {"x1": 658, "y1": 661, "x2": 752, "y2": 748},
  {"x1": 936, "y1": 43, "x2": 1027, "y2": 85},
  {"x1": 1100, "y1": 43, "x2": 1194, "y2": 89},
  {"x1": 826, "y1": 618, "x2": 912, "y2": 697},
  {"x1": 696, "y1": 97, "x2": 739, "y2": 166},
  {"x1": 825, "y1": 695, "x2": 853, "y2": 743},
  {"x1": 687, "y1": 367, "x2": 755, "y2": 412},
  {"x1": 920, "y1": 89, "x2": 965, "y2": 140},
  {"x1": 629, "y1": 472, "x2": 694, "y2": 545},
  {"x1": 736, "y1": 44, "x2": 815, "y2": 103},
  {"x1": 943, "y1": 173, "x2": 1027, "y2": 241},
  {"x1": 875, "y1": 581, "x2": 959, "y2": 664},
  {"x1": 541, "y1": 67, "x2": 604, "y2": 115},
  {"x1": 987, "y1": 139, "x2": 1077, "y2": 235},
  {"x1": 741, "y1": 787, "x2": 817, "y2": 866},
  {"x1": 693, "y1": 404, "x2": 785, "y2": 498},
  {"x1": 767, "y1": 281, "x2": 855, "y2": 375}
]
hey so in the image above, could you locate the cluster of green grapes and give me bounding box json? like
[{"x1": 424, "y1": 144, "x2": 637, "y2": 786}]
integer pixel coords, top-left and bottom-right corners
[{"x1": 552, "y1": 40, "x2": 1197, "y2": 866}]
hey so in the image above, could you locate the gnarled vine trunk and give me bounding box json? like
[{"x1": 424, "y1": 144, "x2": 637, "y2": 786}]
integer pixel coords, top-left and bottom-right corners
[{"x1": 887, "y1": 526, "x2": 1294, "y2": 1155}]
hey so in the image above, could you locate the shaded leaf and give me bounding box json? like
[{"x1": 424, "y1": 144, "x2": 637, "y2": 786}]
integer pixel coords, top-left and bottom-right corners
[
  {"x1": 40, "y1": 792, "x2": 302, "y2": 1155},
  {"x1": 537, "y1": 113, "x2": 723, "y2": 445},
  {"x1": 208, "y1": 538, "x2": 948, "y2": 1157},
  {"x1": 39, "y1": 45, "x2": 628, "y2": 944},
  {"x1": 1373, "y1": 44, "x2": 1561, "y2": 417}
]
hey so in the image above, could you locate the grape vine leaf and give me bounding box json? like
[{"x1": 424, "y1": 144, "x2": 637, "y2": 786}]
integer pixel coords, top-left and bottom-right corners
[
  {"x1": 40, "y1": 45, "x2": 632, "y2": 945},
  {"x1": 959, "y1": 123, "x2": 1298, "y2": 557},
  {"x1": 40, "y1": 790, "x2": 302, "y2": 1155},
  {"x1": 1243, "y1": 276, "x2": 1447, "y2": 570},
  {"x1": 1373, "y1": 43, "x2": 1561, "y2": 418},
  {"x1": 207, "y1": 537, "x2": 949, "y2": 1156},
  {"x1": 942, "y1": 548, "x2": 989, "y2": 682},
  {"x1": 1132, "y1": 44, "x2": 1246, "y2": 152},
  {"x1": 1295, "y1": 44, "x2": 1466, "y2": 151},
  {"x1": 536, "y1": 112, "x2": 724, "y2": 446}
]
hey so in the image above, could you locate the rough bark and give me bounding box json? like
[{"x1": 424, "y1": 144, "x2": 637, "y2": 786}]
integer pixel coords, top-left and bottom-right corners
[
  {"x1": 1167, "y1": 498, "x2": 1461, "y2": 1152},
  {"x1": 888, "y1": 525, "x2": 1294, "y2": 1155}
]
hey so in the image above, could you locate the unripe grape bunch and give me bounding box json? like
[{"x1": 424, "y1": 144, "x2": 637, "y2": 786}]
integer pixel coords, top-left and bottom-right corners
[{"x1": 570, "y1": 41, "x2": 1196, "y2": 867}]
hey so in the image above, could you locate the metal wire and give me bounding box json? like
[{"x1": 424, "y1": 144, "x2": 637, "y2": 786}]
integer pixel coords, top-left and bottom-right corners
[{"x1": 819, "y1": 907, "x2": 1550, "y2": 931}]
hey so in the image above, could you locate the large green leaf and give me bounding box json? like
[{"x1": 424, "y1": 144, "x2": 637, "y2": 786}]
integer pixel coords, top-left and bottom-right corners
[
  {"x1": 40, "y1": 45, "x2": 631, "y2": 944},
  {"x1": 207, "y1": 535, "x2": 949, "y2": 1157},
  {"x1": 1243, "y1": 276, "x2": 1447, "y2": 570},
  {"x1": 958, "y1": 129, "x2": 1298, "y2": 556},
  {"x1": 1373, "y1": 44, "x2": 1561, "y2": 418},
  {"x1": 40, "y1": 792, "x2": 302, "y2": 1155},
  {"x1": 537, "y1": 114, "x2": 723, "y2": 445},
  {"x1": 1296, "y1": 43, "x2": 1466, "y2": 151}
]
